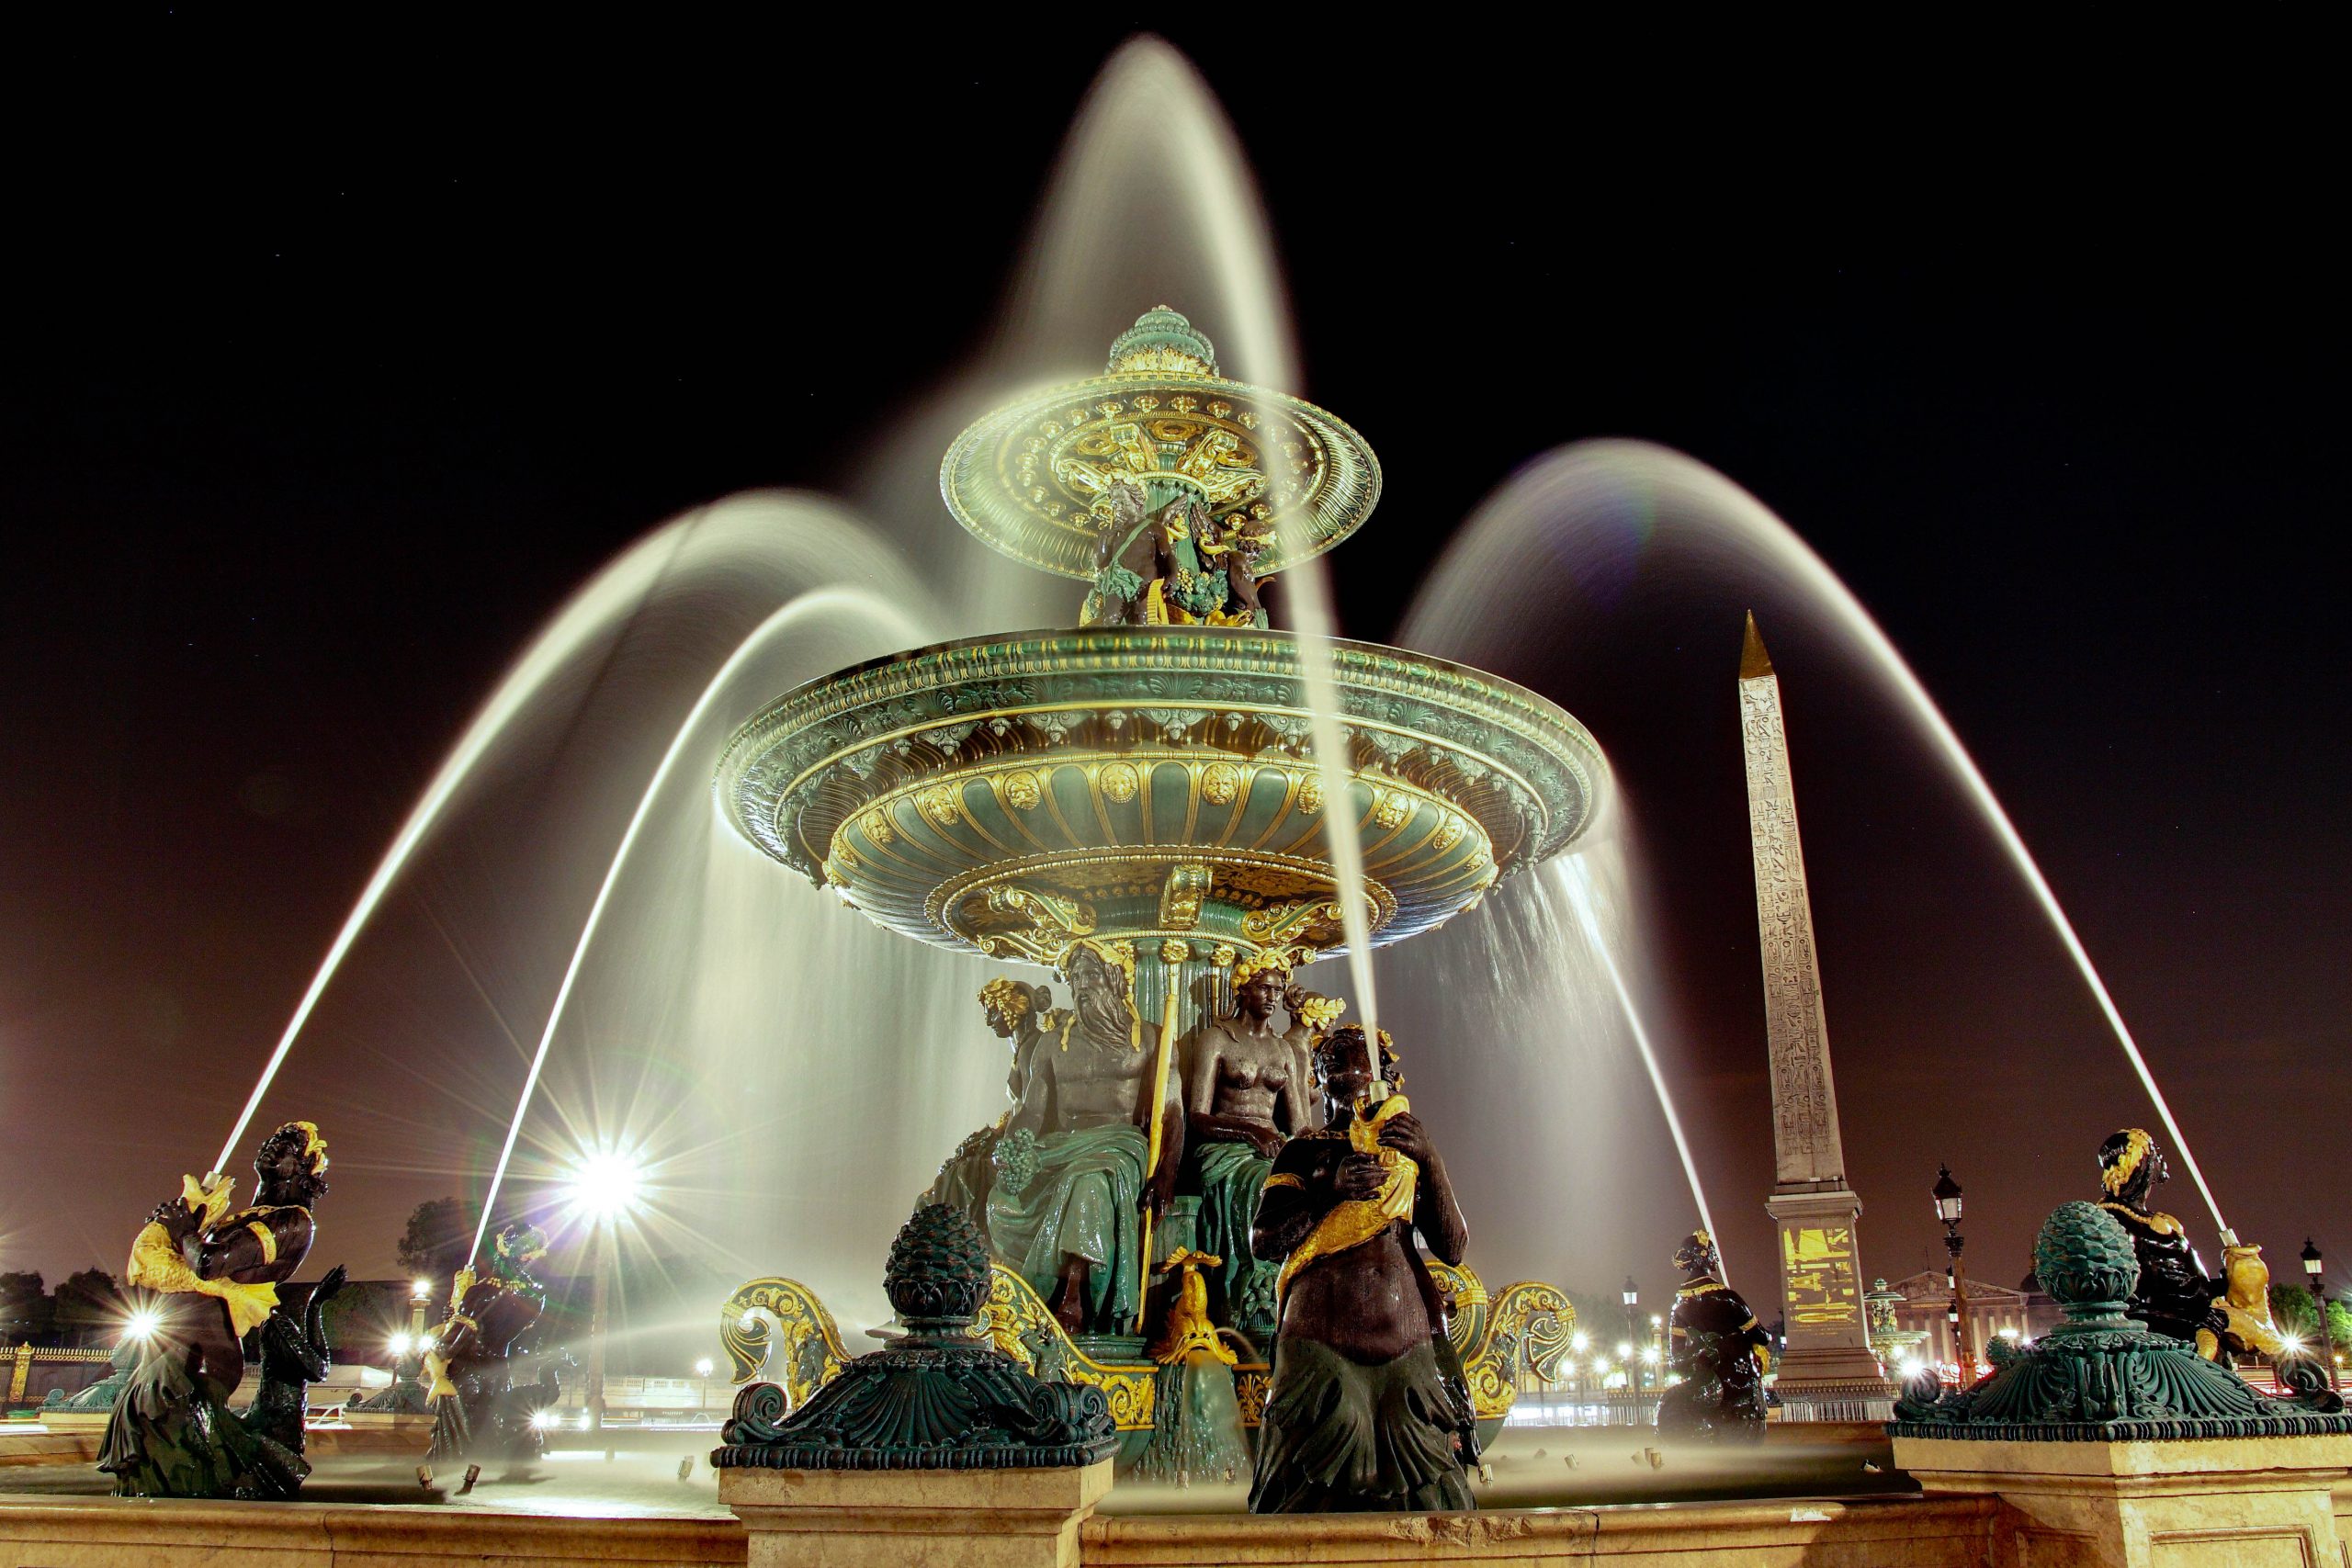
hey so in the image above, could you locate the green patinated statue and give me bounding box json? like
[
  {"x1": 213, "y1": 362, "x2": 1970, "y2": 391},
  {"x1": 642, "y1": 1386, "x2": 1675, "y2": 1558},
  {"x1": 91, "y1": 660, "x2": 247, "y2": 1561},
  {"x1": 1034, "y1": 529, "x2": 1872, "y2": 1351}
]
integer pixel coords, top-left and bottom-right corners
[
  {"x1": 924, "y1": 978, "x2": 1068, "y2": 1232},
  {"x1": 98, "y1": 1122, "x2": 339, "y2": 1499},
  {"x1": 1181, "y1": 953, "x2": 1315, "y2": 1348},
  {"x1": 1248, "y1": 1025, "x2": 1475, "y2": 1514},
  {"x1": 986, "y1": 943, "x2": 1182, "y2": 1336}
]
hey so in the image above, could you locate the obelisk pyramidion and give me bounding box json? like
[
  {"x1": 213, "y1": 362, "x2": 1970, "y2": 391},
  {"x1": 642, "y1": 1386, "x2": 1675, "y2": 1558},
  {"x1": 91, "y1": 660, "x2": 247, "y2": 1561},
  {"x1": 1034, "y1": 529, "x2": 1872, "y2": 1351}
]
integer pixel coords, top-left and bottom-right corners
[{"x1": 1738, "y1": 614, "x2": 1891, "y2": 1413}]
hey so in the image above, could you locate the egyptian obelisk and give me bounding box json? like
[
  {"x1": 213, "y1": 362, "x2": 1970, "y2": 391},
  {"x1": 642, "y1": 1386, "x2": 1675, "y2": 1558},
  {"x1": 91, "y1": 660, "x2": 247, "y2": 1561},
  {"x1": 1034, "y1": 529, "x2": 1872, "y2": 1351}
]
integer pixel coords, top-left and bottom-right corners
[{"x1": 1739, "y1": 614, "x2": 1889, "y2": 1407}]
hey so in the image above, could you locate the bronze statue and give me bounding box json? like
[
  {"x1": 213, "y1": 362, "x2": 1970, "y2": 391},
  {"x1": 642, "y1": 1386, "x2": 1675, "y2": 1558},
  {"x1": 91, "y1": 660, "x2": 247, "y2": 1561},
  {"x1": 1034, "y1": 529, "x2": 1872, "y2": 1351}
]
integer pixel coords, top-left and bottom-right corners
[
  {"x1": 2096, "y1": 1129, "x2": 2332, "y2": 1396},
  {"x1": 2097, "y1": 1129, "x2": 2222, "y2": 1346},
  {"x1": 1655, "y1": 1230, "x2": 1769, "y2": 1441},
  {"x1": 421, "y1": 1222, "x2": 560, "y2": 1488},
  {"x1": 98, "y1": 1122, "x2": 336, "y2": 1498},
  {"x1": 924, "y1": 978, "x2": 1068, "y2": 1231},
  {"x1": 244, "y1": 1265, "x2": 349, "y2": 1462},
  {"x1": 1079, "y1": 477, "x2": 1271, "y2": 629},
  {"x1": 1181, "y1": 953, "x2": 1312, "y2": 1346},
  {"x1": 1281, "y1": 981, "x2": 1342, "y2": 1132},
  {"x1": 1080, "y1": 479, "x2": 1170, "y2": 626},
  {"x1": 986, "y1": 942, "x2": 1182, "y2": 1335},
  {"x1": 1248, "y1": 1025, "x2": 1474, "y2": 1514}
]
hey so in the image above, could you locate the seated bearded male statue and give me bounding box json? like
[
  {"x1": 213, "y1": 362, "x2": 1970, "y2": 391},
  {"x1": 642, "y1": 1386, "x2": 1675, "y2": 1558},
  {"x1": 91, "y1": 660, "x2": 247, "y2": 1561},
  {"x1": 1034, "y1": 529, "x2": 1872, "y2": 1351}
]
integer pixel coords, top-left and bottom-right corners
[{"x1": 986, "y1": 943, "x2": 1182, "y2": 1336}]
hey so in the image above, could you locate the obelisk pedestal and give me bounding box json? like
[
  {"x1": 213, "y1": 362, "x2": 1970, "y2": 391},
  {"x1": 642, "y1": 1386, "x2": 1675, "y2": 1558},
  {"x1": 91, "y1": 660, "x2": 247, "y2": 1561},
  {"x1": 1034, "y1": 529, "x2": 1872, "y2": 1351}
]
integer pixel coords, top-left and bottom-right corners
[{"x1": 1739, "y1": 615, "x2": 1890, "y2": 1416}]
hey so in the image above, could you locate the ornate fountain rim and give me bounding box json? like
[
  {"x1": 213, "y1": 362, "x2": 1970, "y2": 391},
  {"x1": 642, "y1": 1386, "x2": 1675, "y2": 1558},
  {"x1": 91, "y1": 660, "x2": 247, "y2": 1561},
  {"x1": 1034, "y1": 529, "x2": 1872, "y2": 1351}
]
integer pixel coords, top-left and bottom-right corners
[
  {"x1": 716, "y1": 626, "x2": 1606, "y2": 960},
  {"x1": 939, "y1": 370, "x2": 1382, "y2": 581}
]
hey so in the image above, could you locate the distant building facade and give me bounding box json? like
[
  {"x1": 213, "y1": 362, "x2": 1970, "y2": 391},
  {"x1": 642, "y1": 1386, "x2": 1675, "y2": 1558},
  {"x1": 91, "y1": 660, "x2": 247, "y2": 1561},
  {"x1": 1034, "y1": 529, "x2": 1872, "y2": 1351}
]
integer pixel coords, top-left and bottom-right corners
[{"x1": 1879, "y1": 1269, "x2": 2062, "y2": 1367}]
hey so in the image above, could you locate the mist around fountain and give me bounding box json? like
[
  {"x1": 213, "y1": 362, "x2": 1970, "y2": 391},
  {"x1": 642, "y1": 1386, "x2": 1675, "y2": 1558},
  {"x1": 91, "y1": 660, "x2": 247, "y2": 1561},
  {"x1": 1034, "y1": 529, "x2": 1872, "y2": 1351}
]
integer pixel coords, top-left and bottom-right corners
[{"x1": 197, "y1": 37, "x2": 1702, "y2": 1349}]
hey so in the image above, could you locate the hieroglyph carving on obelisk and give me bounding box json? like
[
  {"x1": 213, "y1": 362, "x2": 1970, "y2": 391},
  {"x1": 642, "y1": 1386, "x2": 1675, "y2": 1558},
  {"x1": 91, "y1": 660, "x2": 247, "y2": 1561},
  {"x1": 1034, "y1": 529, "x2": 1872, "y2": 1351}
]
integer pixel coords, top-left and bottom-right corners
[{"x1": 1739, "y1": 614, "x2": 1887, "y2": 1400}]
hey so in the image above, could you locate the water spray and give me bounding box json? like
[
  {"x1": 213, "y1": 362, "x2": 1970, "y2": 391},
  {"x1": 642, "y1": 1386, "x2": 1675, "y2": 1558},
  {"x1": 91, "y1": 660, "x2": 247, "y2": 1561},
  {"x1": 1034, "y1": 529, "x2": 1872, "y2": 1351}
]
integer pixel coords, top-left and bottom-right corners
[
  {"x1": 209, "y1": 523, "x2": 698, "y2": 1178},
  {"x1": 1557, "y1": 860, "x2": 1726, "y2": 1287},
  {"x1": 466, "y1": 588, "x2": 923, "y2": 1266}
]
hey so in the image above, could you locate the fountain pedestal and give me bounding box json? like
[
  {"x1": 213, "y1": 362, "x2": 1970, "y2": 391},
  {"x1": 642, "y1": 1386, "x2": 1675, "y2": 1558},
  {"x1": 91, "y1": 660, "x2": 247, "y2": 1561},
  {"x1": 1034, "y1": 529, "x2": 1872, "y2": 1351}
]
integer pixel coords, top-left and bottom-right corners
[
  {"x1": 722, "y1": 1461, "x2": 1113, "y2": 1568},
  {"x1": 1894, "y1": 1432, "x2": 2352, "y2": 1568},
  {"x1": 1891, "y1": 1201, "x2": 2352, "y2": 1568}
]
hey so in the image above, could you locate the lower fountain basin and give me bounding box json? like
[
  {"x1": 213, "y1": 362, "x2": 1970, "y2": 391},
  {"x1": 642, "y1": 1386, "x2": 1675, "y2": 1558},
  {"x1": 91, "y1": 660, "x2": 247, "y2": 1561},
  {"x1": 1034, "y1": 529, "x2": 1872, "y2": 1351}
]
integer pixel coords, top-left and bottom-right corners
[{"x1": 717, "y1": 626, "x2": 1606, "y2": 962}]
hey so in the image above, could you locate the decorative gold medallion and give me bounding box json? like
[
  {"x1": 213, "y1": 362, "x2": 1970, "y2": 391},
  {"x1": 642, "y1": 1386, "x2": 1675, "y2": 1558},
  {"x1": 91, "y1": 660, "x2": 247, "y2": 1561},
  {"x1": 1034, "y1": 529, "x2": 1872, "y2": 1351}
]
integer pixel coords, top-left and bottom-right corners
[
  {"x1": 1202, "y1": 761, "x2": 1243, "y2": 806},
  {"x1": 1297, "y1": 774, "x2": 1325, "y2": 815},
  {"x1": 1003, "y1": 771, "x2": 1043, "y2": 810},
  {"x1": 1100, "y1": 762, "x2": 1140, "y2": 804}
]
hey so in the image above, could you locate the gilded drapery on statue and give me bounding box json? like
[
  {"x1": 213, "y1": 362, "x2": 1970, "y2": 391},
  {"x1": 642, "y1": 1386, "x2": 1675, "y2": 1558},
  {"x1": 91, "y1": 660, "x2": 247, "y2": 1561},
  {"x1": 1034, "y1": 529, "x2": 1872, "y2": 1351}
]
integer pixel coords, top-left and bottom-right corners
[{"x1": 1247, "y1": 1025, "x2": 1476, "y2": 1514}]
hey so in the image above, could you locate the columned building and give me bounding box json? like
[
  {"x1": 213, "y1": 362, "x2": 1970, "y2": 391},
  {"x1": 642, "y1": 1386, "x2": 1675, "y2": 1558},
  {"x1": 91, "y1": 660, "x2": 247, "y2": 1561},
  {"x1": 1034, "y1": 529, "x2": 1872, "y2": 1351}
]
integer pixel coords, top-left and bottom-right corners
[{"x1": 1880, "y1": 1269, "x2": 2061, "y2": 1368}]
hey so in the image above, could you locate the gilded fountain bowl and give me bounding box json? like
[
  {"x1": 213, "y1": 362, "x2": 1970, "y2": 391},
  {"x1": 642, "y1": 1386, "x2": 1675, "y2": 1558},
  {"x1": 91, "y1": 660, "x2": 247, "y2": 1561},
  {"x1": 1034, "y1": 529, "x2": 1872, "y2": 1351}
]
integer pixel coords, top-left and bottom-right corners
[{"x1": 717, "y1": 626, "x2": 1607, "y2": 963}]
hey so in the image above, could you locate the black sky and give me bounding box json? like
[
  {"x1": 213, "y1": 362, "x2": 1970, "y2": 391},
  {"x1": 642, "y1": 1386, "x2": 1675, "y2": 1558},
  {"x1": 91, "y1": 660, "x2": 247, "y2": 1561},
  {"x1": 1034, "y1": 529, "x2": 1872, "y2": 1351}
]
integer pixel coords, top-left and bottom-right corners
[{"x1": 3, "y1": 17, "x2": 2344, "y2": 1311}]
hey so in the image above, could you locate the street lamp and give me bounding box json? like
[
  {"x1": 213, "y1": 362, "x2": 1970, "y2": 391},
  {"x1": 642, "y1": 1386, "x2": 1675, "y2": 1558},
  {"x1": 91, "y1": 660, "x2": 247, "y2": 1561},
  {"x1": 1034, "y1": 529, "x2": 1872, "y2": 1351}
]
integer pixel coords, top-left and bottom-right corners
[
  {"x1": 2303, "y1": 1239, "x2": 2337, "y2": 1393},
  {"x1": 566, "y1": 1146, "x2": 649, "y2": 1431},
  {"x1": 1623, "y1": 1276, "x2": 1641, "y2": 1397},
  {"x1": 695, "y1": 1355, "x2": 716, "y2": 1417},
  {"x1": 1934, "y1": 1165, "x2": 1974, "y2": 1381}
]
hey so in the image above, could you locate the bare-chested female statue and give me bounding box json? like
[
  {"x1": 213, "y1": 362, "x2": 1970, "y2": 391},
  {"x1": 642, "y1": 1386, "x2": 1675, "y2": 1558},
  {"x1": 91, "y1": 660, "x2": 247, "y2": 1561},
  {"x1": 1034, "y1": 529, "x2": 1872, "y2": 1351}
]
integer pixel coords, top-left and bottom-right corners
[
  {"x1": 1248, "y1": 1026, "x2": 1474, "y2": 1514},
  {"x1": 925, "y1": 978, "x2": 1068, "y2": 1232},
  {"x1": 987, "y1": 942, "x2": 1182, "y2": 1335},
  {"x1": 1182, "y1": 953, "x2": 1312, "y2": 1344}
]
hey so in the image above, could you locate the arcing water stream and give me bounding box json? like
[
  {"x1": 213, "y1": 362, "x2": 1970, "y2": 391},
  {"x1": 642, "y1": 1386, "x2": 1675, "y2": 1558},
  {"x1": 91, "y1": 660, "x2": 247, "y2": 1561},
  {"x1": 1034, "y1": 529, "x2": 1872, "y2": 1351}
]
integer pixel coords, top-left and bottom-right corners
[
  {"x1": 463, "y1": 586, "x2": 934, "y2": 1268},
  {"x1": 1401, "y1": 440, "x2": 2231, "y2": 1239}
]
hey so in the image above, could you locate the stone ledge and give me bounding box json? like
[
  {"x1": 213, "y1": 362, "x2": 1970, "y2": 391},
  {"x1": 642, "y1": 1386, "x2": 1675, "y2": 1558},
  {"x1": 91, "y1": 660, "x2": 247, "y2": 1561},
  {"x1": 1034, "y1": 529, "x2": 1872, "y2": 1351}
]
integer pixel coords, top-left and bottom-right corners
[
  {"x1": 1081, "y1": 1495, "x2": 2002, "y2": 1565},
  {"x1": 1894, "y1": 1430, "x2": 2352, "y2": 1482},
  {"x1": 0, "y1": 1496, "x2": 741, "y2": 1568}
]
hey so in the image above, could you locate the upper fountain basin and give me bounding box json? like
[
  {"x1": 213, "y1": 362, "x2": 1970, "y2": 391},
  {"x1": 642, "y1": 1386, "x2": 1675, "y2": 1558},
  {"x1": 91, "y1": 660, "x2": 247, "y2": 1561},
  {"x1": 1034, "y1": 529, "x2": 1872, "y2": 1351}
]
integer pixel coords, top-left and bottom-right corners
[{"x1": 717, "y1": 626, "x2": 1607, "y2": 962}]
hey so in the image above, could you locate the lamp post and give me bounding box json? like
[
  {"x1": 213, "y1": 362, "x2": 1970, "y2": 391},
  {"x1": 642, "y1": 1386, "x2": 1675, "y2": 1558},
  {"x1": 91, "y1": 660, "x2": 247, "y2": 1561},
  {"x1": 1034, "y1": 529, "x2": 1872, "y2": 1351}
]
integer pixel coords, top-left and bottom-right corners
[
  {"x1": 565, "y1": 1147, "x2": 647, "y2": 1433},
  {"x1": 695, "y1": 1355, "x2": 715, "y2": 1418},
  {"x1": 1623, "y1": 1276, "x2": 1641, "y2": 1398},
  {"x1": 1934, "y1": 1165, "x2": 1973, "y2": 1382},
  {"x1": 397, "y1": 1275, "x2": 433, "y2": 1406},
  {"x1": 2303, "y1": 1239, "x2": 2336, "y2": 1393}
]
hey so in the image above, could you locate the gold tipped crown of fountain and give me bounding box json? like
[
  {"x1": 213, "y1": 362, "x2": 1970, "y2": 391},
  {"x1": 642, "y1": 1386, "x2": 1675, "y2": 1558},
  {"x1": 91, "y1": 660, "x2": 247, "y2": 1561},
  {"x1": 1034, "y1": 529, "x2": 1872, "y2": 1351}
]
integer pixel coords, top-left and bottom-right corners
[{"x1": 939, "y1": 306, "x2": 1383, "y2": 581}]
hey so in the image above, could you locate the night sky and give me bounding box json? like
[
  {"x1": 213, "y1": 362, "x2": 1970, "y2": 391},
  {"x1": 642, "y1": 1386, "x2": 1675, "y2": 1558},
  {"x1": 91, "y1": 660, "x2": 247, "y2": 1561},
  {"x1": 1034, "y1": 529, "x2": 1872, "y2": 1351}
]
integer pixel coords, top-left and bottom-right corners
[{"x1": 5, "y1": 17, "x2": 2343, "y2": 1321}]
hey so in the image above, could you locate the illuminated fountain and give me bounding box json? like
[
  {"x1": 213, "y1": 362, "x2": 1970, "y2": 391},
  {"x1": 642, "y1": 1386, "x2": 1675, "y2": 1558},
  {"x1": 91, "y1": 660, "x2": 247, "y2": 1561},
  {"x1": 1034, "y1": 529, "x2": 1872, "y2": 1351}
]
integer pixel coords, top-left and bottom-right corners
[{"x1": 712, "y1": 308, "x2": 1593, "y2": 1463}]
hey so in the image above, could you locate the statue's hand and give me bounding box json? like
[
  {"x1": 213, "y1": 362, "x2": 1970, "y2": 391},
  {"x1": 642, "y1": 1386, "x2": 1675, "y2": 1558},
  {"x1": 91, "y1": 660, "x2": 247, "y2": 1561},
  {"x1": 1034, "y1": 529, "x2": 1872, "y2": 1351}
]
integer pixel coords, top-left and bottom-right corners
[
  {"x1": 1333, "y1": 1153, "x2": 1386, "y2": 1201},
  {"x1": 1375, "y1": 1112, "x2": 1434, "y2": 1165},
  {"x1": 149, "y1": 1199, "x2": 199, "y2": 1242},
  {"x1": 1142, "y1": 1175, "x2": 1176, "y2": 1223},
  {"x1": 312, "y1": 1264, "x2": 349, "y2": 1304},
  {"x1": 1247, "y1": 1125, "x2": 1285, "y2": 1160}
]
